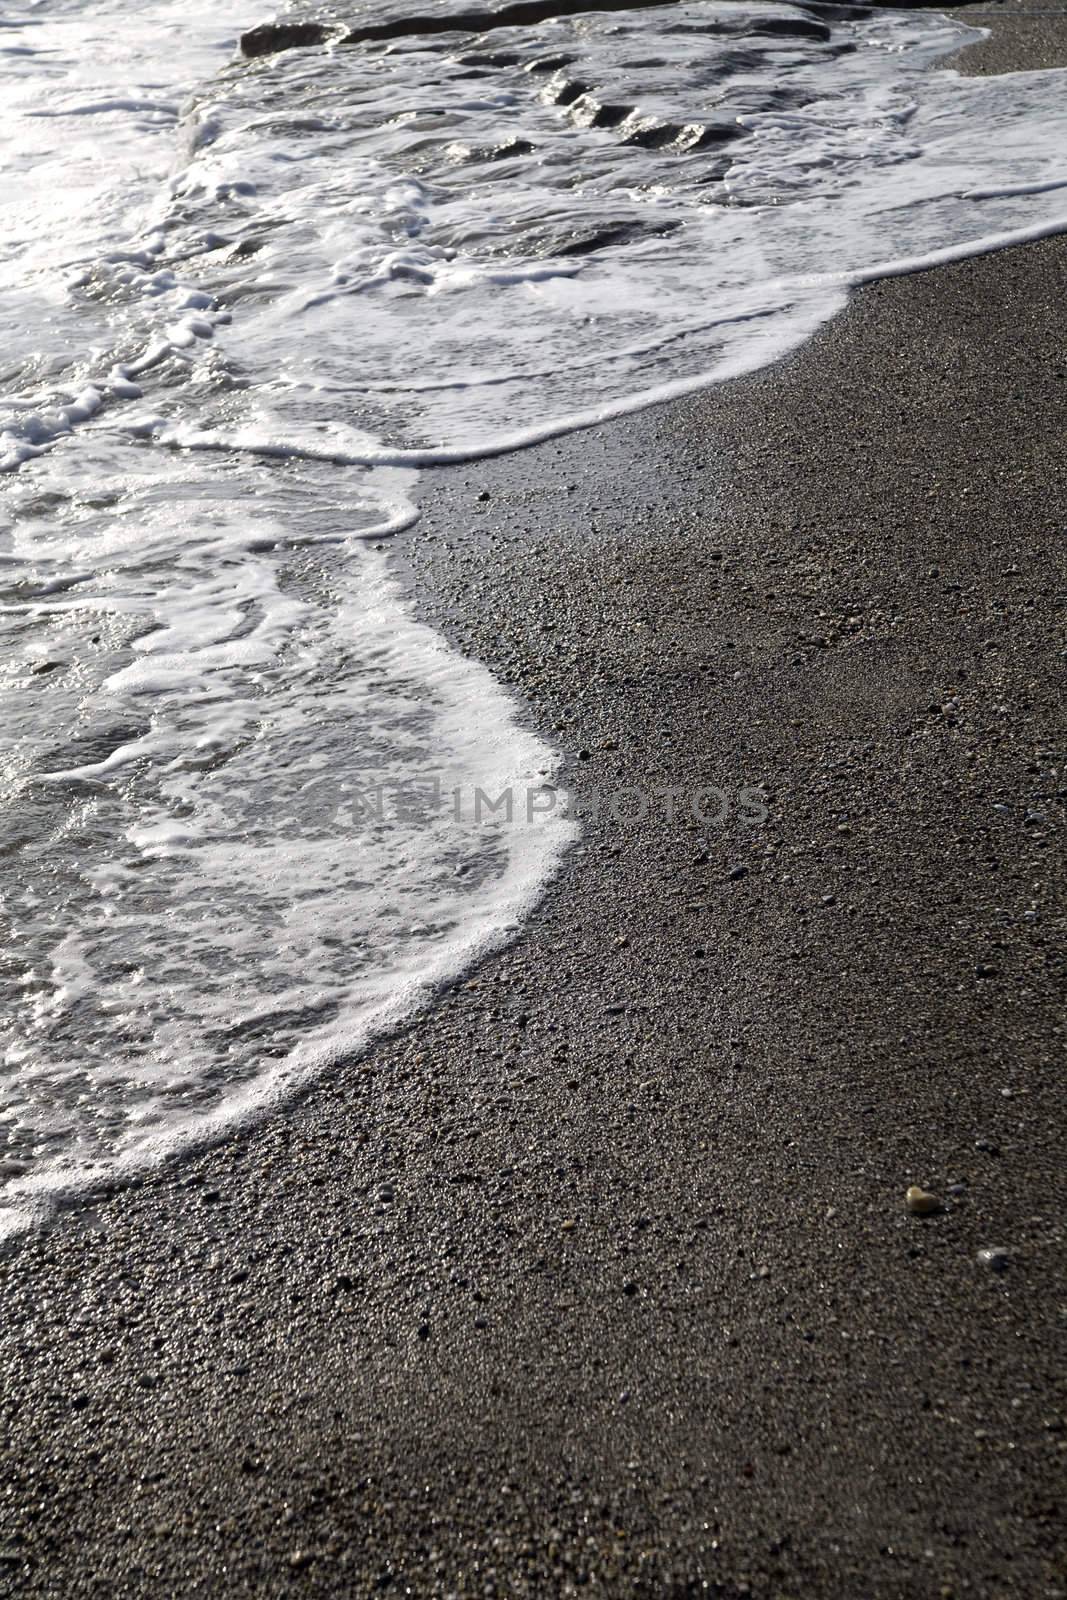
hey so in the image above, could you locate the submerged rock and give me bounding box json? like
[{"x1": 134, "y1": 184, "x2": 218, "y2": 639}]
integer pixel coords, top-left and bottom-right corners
[{"x1": 240, "y1": 21, "x2": 336, "y2": 58}]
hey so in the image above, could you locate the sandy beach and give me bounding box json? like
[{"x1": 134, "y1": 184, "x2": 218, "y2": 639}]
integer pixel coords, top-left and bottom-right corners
[{"x1": 2, "y1": 5, "x2": 1065, "y2": 1596}]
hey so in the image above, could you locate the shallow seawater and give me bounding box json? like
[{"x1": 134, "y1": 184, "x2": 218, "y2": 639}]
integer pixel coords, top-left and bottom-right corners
[{"x1": 1, "y1": 0, "x2": 1065, "y2": 1232}]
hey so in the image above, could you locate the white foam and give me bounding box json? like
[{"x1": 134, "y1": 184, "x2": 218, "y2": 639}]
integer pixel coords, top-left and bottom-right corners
[
  {"x1": 88, "y1": 1, "x2": 1061, "y2": 464},
  {"x1": 0, "y1": 448, "x2": 573, "y2": 1236}
]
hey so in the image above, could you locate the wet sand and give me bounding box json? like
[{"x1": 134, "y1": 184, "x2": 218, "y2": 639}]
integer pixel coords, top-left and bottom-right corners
[{"x1": 2, "y1": 6, "x2": 1066, "y2": 1597}]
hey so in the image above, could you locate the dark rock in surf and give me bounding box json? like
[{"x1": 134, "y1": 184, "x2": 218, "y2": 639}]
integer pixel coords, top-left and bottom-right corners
[
  {"x1": 240, "y1": 20, "x2": 336, "y2": 57},
  {"x1": 239, "y1": 0, "x2": 821, "y2": 59}
]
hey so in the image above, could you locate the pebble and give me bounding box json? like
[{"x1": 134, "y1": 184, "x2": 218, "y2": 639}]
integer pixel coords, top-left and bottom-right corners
[
  {"x1": 905, "y1": 1185, "x2": 943, "y2": 1216},
  {"x1": 976, "y1": 1247, "x2": 1010, "y2": 1272},
  {"x1": 727, "y1": 865, "x2": 748, "y2": 881}
]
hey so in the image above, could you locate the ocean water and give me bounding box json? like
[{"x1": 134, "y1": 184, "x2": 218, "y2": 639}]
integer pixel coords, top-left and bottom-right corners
[{"x1": 1, "y1": 0, "x2": 1065, "y2": 1233}]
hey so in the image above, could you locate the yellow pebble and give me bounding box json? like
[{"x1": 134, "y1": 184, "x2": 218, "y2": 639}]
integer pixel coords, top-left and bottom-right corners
[{"x1": 906, "y1": 1185, "x2": 942, "y2": 1216}]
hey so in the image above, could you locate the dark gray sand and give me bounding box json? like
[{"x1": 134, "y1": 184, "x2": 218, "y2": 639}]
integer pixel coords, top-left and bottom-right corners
[{"x1": 3, "y1": 10, "x2": 1066, "y2": 1599}]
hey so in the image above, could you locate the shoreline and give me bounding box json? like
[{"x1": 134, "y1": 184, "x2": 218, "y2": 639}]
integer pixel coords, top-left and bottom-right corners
[{"x1": 3, "y1": 5, "x2": 1067, "y2": 1596}]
